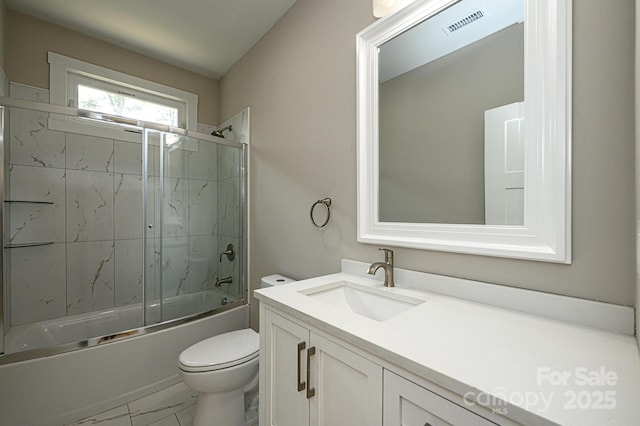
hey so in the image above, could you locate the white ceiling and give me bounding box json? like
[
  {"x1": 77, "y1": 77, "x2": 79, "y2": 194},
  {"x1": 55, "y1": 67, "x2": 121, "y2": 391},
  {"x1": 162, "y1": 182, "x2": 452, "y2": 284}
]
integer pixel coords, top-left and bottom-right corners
[{"x1": 5, "y1": 0, "x2": 298, "y2": 79}]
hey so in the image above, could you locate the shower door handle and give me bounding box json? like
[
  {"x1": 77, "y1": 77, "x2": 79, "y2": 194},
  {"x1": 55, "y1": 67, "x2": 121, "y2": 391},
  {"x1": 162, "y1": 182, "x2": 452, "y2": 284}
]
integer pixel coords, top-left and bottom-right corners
[{"x1": 297, "y1": 341, "x2": 306, "y2": 392}]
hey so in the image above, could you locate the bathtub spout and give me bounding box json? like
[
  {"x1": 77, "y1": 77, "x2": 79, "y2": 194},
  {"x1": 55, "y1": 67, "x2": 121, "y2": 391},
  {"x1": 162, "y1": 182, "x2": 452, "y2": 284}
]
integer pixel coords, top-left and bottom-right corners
[{"x1": 215, "y1": 276, "x2": 232, "y2": 287}]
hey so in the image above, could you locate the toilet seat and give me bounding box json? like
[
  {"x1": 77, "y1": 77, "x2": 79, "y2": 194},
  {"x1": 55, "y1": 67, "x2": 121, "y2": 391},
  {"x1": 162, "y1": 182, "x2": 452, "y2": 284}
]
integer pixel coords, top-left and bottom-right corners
[{"x1": 179, "y1": 329, "x2": 259, "y2": 373}]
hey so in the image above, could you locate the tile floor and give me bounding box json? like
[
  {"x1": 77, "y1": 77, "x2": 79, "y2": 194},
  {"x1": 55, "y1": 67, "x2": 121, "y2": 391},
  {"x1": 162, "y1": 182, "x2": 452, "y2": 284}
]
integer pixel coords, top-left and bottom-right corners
[
  {"x1": 66, "y1": 381, "x2": 259, "y2": 426},
  {"x1": 66, "y1": 382, "x2": 198, "y2": 426}
]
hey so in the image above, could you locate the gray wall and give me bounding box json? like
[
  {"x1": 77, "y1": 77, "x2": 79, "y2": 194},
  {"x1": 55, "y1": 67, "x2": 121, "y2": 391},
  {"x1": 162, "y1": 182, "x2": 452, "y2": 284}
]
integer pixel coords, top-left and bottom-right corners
[
  {"x1": 635, "y1": 0, "x2": 640, "y2": 346},
  {"x1": 0, "y1": 0, "x2": 7, "y2": 95},
  {"x1": 6, "y1": 10, "x2": 220, "y2": 125},
  {"x1": 219, "y1": 0, "x2": 636, "y2": 329},
  {"x1": 379, "y1": 23, "x2": 524, "y2": 224}
]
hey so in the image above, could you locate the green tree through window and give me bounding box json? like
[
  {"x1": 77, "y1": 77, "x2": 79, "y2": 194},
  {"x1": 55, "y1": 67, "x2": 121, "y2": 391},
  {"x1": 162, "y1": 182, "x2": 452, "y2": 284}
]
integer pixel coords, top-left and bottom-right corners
[{"x1": 78, "y1": 85, "x2": 178, "y2": 126}]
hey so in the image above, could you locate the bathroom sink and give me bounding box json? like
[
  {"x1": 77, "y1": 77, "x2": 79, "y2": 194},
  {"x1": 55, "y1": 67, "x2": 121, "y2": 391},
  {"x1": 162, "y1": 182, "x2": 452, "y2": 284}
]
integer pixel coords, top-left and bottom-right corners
[{"x1": 299, "y1": 281, "x2": 423, "y2": 321}]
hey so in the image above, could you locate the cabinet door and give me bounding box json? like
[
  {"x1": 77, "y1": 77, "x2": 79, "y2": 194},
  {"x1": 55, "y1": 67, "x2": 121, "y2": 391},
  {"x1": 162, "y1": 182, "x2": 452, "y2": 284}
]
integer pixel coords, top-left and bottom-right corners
[
  {"x1": 383, "y1": 370, "x2": 496, "y2": 426},
  {"x1": 262, "y1": 309, "x2": 310, "y2": 426},
  {"x1": 310, "y1": 332, "x2": 383, "y2": 426}
]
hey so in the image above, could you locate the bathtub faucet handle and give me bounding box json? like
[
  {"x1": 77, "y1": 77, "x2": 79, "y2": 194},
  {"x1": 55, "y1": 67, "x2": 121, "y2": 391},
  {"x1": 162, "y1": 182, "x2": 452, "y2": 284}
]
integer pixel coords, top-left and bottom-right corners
[{"x1": 219, "y1": 243, "x2": 236, "y2": 262}]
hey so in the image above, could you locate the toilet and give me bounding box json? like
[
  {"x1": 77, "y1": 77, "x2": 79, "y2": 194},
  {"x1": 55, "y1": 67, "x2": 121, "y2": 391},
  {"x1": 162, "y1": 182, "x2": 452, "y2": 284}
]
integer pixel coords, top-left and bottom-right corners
[{"x1": 179, "y1": 274, "x2": 295, "y2": 426}]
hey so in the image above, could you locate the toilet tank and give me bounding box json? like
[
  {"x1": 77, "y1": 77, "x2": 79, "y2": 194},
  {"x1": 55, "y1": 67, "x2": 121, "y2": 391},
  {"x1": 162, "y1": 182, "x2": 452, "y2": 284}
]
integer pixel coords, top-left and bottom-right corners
[{"x1": 261, "y1": 274, "x2": 295, "y2": 288}]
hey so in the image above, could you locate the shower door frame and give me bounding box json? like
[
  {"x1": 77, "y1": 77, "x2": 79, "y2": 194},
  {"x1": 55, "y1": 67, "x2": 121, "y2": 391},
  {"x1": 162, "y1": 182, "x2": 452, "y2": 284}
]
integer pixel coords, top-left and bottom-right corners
[
  {"x1": 0, "y1": 106, "x2": 4, "y2": 357},
  {"x1": 0, "y1": 96, "x2": 249, "y2": 365}
]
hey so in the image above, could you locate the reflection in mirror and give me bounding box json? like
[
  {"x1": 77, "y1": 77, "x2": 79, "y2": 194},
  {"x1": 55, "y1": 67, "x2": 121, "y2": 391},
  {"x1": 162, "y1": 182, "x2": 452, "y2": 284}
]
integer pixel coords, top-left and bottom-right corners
[{"x1": 378, "y1": 0, "x2": 524, "y2": 225}]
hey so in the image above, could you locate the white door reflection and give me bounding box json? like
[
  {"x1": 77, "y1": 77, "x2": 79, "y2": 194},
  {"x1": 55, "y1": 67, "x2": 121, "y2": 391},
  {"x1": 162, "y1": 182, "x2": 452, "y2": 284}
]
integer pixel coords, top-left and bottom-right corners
[{"x1": 484, "y1": 102, "x2": 524, "y2": 226}]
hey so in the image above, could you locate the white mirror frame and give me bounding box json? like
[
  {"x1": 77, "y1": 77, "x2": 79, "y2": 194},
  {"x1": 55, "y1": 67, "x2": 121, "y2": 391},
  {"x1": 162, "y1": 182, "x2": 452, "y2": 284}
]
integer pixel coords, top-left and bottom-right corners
[{"x1": 357, "y1": 0, "x2": 572, "y2": 263}]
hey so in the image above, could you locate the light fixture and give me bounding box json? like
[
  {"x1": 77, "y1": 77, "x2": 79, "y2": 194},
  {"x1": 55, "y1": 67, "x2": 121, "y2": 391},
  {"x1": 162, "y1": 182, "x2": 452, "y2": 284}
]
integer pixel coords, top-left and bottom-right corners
[{"x1": 372, "y1": 0, "x2": 414, "y2": 18}]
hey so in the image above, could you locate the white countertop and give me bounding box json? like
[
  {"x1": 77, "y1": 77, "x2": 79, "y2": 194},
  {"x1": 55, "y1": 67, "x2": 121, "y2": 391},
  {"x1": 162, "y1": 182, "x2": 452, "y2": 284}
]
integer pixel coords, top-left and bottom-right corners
[{"x1": 255, "y1": 272, "x2": 640, "y2": 426}]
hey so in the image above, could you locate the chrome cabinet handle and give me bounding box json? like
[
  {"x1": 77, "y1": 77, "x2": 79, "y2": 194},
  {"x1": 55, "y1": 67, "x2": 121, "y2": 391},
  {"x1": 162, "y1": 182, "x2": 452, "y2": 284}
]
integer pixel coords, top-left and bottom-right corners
[
  {"x1": 297, "y1": 342, "x2": 306, "y2": 392},
  {"x1": 306, "y1": 346, "x2": 316, "y2": 399}
]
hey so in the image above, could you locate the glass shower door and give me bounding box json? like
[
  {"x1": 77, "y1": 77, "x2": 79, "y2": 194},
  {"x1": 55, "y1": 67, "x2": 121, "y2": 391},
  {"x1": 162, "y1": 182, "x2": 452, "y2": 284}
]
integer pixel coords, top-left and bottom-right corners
[
  {"x1": 0, "y1": 98, "x2": 246, "y2": 360},
  {"x1": 143, "y1": 129, "x2": 244, "y2": 325}
]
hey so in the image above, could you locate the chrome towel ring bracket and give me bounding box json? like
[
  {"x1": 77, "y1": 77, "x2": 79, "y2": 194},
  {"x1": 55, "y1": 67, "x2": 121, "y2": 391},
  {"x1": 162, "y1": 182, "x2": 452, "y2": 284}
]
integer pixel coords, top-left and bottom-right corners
[{"x1": 310, "y1": 198, "x2": 332, "y2": 228}]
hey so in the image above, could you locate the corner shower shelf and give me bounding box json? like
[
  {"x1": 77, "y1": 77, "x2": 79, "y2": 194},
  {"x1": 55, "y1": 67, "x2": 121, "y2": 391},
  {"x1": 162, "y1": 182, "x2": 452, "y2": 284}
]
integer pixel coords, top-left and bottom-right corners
[
  {"x1": 4, "y1": 200, "x2": 54, "y2": 205},
  {"x1": 4, "y1": 242, "x2": 54, "y2": 249}
]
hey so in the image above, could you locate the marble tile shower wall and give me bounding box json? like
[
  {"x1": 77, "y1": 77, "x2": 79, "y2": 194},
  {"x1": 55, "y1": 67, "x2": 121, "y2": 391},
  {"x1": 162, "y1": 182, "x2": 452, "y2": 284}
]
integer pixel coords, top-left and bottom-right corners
[
  {"x1": 216, "y1": 143, "x2": 243, "y2": 298},
  {"x1": 6, "y1": 83, "x2": 243, "y2": 327},
  {"x1": 217, "y1": 108, "x2": 250, "y2": 145},
  {"x1": 215, "y1": 107, "x2": 248, "y2": 299}
]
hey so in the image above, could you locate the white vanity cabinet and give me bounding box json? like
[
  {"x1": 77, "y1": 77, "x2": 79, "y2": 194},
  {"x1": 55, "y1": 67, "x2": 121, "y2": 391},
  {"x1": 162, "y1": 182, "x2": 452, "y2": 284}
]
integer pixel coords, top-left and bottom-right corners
[
  {"x1": 260, "y1": 308, "x2": 383, "y2": 426},
  {"x1": 260, "y1": 306, "x2": 497, "y2": 426},
  {"x1": 383, "y1": 370, "x2": 496, "y2": 426},
  {"x1": 256, "y1": 270, "x2": 640, "y2": 425}
]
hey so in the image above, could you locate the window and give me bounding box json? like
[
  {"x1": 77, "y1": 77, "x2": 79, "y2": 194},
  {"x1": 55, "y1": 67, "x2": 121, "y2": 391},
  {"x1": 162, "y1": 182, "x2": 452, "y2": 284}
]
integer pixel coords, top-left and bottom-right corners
[
  {"x1": 73, "y1": 74, "x2": 181, "y2": 127},
  {"x1": 48, "y1": 52, "x2": 198, "y2": 140}
]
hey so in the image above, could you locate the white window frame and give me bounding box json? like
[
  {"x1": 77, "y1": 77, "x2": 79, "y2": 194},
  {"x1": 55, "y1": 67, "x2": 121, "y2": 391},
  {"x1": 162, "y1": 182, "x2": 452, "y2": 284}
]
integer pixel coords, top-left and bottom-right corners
[{"x1": 48, "y1": 52, "x2": 198, "y2": 142}]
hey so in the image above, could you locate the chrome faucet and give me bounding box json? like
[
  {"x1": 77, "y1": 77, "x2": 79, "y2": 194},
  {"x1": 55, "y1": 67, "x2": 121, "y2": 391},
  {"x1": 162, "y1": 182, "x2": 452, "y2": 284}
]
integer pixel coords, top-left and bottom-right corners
[
  {"x1": 215, "y1": 276, "x2": 233, "y2": 287},
  {"x1": 367, "y1": 248, "x2": 394, "y2": 287}
]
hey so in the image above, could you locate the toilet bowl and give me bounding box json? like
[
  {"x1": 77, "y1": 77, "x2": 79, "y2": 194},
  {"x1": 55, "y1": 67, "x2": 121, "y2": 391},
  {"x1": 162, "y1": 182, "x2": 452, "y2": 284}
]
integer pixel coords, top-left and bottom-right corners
[
  {"x1": 179, "y1": 328, "x2": 259, "y2": 426},
  {"x1": 178, "y1": 274, "x2": 295, "y2": 426}
]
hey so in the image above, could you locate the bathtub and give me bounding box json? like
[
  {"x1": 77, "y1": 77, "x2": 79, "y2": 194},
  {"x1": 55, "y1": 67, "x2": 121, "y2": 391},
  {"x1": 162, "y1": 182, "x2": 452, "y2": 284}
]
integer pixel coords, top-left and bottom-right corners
[
  {"x1": 0, "y1": 296, "x2": 249, "y2": 425},
  {"x1": 4, "y1": 289, "x2": 238, "y2": 354}
]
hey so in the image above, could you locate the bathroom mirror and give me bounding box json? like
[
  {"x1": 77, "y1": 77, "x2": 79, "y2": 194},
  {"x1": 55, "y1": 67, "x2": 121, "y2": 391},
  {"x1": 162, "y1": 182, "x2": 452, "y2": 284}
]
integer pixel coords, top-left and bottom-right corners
[{"x1": 356, "y1": 0, "x2": 572, "y2": 262}]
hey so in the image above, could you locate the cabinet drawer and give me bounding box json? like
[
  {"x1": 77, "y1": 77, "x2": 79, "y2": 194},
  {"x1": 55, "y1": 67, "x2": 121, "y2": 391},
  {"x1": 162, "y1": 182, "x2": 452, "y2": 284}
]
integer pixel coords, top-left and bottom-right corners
[{"x1": 383, "y1": 370, "x2": 496, "y2": 426}]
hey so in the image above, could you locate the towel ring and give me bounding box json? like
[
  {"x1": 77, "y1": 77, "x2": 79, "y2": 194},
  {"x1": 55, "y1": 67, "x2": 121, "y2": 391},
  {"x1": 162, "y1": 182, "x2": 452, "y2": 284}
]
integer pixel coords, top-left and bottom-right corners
[{"x1": 310, "y1": 198, "x2": 332, "y2": 228}]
